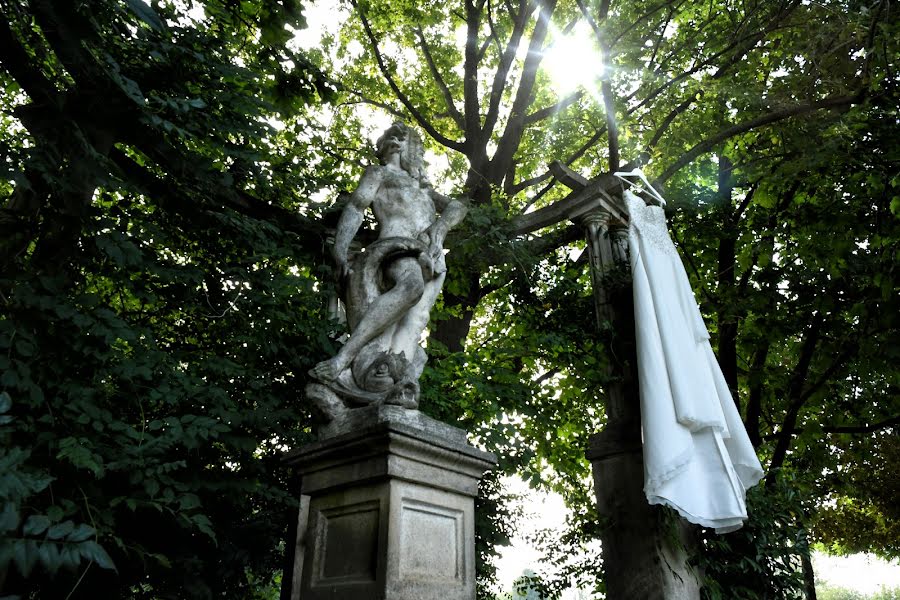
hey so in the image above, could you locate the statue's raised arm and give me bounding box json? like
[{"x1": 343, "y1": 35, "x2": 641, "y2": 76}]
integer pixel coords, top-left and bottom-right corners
[
  {"x1": 330, "y1": 166, "x2": 381, "y2": 279},
  {"x1": 309, "y1": 123, "x2": 467, "y2": 420}
]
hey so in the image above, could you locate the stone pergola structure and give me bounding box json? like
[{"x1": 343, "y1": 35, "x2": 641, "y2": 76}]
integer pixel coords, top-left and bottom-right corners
[{"x1": 513, "y1": 159, "x2": 701, "y2": 599}]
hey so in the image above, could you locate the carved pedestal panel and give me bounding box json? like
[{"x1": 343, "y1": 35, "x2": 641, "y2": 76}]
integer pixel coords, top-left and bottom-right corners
[{"x1": 286, "y1": 406, "x2": 496, "y2": 600}]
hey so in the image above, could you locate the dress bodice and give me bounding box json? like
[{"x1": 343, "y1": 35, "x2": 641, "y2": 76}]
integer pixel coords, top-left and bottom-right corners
[{"x1": 623, "y1": 190, "x2": 675, "y2": 256}]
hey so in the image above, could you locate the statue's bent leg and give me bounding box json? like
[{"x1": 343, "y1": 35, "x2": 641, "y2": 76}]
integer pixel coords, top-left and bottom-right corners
[
  {"x1": 391, "y1": 270, "x2": 445, "y2": 372},
  {"x1": 312, "y1": 258, "x2": 425, "y2": 381}
]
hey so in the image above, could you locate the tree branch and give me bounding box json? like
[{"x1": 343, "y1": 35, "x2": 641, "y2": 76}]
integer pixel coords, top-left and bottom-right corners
[
  {"x1": 482, "y1": 0, "x2": 531, "y2": 140},
  {"x1": 624, "y1": 7, "x2": 793, "y2": 123},
  {"x1": 744, "y1": 338, "x2": 771, "y2": 448},
  {"x1": 514, "y1": 121, "x2": 610, "y2": 198},
  {"x1": 491, "y1": 0, "x2": 559, "y2": 178},
  {"x1": 518, "y1": 178, "x2": 557, "y2": 213},
  {"x1": 763, "y1": 415, "x2": 900, "y2": 439},
  {"x1": 577, "y1": 0, "x2": 618, "y2": 170},
  {"x1": 524, "y1": 90, "x2": 584, "y2": 124},
  {"x1": 0, "y1": 11, "x2": 59, "y2": 107},
  {"x1": 463, "y1": 0, "x2": 484, "y2": 146},
  {"x1": 647, "y1": 91, "x2": 702, "y2": 149},
  {"x1": 338, "y1": 93, "x2": 406, "y2": 120},
  {"x1": 534, "y1": 367, "x2": 562, "y2": 385},
  {"x1": 506, "y1": 122, "x2": 607, "y2": 197},
  {"x1": 509, "y1": 171, "x2": 554, "y2": 195},
  {"x1": 414, "y1": 26, "x2": 465, "y2": 130},
  {"x1": 766, "y1": 316, "x2": 823, "y2": 486},
  {"x1": 492, "y1": 223, "x2": 583, "y2": 266},
  {"x1": 799, "y1": 344, "x2": 857, "y2": 403},
  {"x1": 109, "y1": 147, "x2": 326, "y2": 256},
  {"x1": 511, "y1": 160, "x2": 641, "y2": 234},
  {"x1": 610, "y1": 0, "x2": 687, "y2": 48},
  {"x1": 656, "y1": 93, "x2": 863, "y2": 185},
  {"x1": 643, "y1": 2, "x2": 684, "y2": 70},
  {"x1": 483, "y1": 0, "x2": 505, "y2": 58},
  {"x1": 352, "y1": 0, "x2": 464, "y2": 152},
  {"x1": 567, "y1": 125, "x2": 608, "y2": 168}
]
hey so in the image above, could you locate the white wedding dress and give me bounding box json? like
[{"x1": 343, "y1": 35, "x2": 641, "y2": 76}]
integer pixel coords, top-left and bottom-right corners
[{"x1": 624, "y1": 190, "x2": 763, "y2": 533}]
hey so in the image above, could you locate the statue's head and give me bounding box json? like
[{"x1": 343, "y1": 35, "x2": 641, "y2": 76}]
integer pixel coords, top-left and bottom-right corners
[{"x1": 376, "y1": 122, "x2": 426, "y2": 182}]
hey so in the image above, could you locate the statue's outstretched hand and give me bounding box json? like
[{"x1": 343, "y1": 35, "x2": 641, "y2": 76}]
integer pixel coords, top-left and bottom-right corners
[
  {"x1": 333, "y1": 252, "x2": 351, "y2": 280},
  {"x1": 311, "y1": 357, "x2": 343, "y2": 382},
  {"x1": 418, "y1": 221, "x2": 447, "y2": 248},
  {"x1": 336, "y1": 257, "x2": 350, "y2": 279}
]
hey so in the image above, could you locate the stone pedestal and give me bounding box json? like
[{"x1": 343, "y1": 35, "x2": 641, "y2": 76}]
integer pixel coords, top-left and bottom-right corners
[
  {"x1": 285, "y1": 405, "x2": 496, "y2": 600},
  {"x1": 587, "y1": 428, "x2": 701, "y2": 600}
]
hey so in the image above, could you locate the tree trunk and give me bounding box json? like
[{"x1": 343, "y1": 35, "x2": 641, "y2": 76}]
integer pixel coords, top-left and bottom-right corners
[
  {"x1": 715, "y1": 155, "x2": 740, "y2": 400},
  {"x1": 801, "y1": 543, "x2": 818, "y2": 600},
  {"x1": 429, "y1": 271, "x2": 481, "y2": 354}
]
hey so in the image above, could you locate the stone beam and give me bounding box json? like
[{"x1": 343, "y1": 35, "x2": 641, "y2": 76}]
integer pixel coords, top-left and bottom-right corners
[{"x1": 510, "y1": 155, "x2": 648, "y2": 236}]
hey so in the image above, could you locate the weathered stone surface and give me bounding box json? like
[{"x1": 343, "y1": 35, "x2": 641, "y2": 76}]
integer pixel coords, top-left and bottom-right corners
[
  {"x1": 287, "y1": 410, "x2": 496, "y2": 600},
  {"x1": 588, "y1": 430, "x2": 701, "y2": 600},
  {"x1": 309, "y1": 402, "x2": 469, "y2": 443},
  {"x1": 309, "y1": 123, "x2": 468, "y2": 420}
]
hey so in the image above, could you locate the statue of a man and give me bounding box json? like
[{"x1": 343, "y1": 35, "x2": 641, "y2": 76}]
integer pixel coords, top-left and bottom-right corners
[{"x1": 310, "y1": 123, "x2": 466, "y2": 411}]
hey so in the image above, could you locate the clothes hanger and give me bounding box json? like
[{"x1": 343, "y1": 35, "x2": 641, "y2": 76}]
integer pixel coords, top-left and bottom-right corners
[{"x1": 612, "y1": 168, "x2": 667, "y2": 207}]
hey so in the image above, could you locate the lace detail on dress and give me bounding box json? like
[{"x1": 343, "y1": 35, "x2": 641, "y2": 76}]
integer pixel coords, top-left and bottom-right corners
[{"x1": 624, "y1": 190, "x2": 676, "y2": 256}]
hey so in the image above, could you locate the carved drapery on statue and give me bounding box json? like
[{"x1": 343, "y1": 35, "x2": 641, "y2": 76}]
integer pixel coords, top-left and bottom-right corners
[
  {"x1": 313, "y1": 237, "x2": 432, "y2": 409},
  {"x1": 308, "y1": 123, "x2": 467, "y2": 426}
]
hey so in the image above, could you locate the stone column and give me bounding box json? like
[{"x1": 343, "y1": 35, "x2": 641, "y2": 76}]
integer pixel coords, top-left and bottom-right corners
[
  {"x1": 580, "y1": 211, "x2": 701, "y2": 599},
  {"x1": 285, "y1": 405, "x2": 496, "y2": 600},
  {"x1": 587, "y1": 434, "x2": 701, "y2": 599}
]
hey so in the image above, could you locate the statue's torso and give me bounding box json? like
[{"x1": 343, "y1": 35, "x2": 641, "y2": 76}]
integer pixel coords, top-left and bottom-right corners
[{"x1": 371, "y1": 167, "x2": 435, "y2": 239}]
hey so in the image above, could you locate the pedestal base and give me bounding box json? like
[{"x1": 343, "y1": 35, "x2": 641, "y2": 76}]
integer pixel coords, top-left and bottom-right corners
[{"x1": 286, "y1": 405, "x2": 496, "y2": 600}]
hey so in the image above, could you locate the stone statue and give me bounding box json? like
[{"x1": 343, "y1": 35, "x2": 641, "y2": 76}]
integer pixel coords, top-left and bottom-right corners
[{"x1": 308, "y1": 123, "x2": 467, "y2": 423}]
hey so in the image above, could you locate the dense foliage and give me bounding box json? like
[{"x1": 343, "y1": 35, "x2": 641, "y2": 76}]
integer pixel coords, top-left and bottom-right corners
[
  {"x1": 0, "y1": 0, "x2": 337, "y2": 597},
  {"x1": 1, "y1": 0, "x2": 898, "y2": 598}
]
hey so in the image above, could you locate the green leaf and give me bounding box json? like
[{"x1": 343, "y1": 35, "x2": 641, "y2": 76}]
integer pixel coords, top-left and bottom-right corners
[
  {"x1": 46, "y1": 506, "x2": 63, "y2": 522},
  {"x1": 178, "y1": 494, "x2": 201, "y2": 510},
  {"x1": 22, "y1": 515, "x2": 51, "y2": 536},
  {"x1": 0, "y1": 503, "x2": 20, "y2": 533},
  {"x1": 0, "y1": 391, "x2": 11, "y2": 413},
  {"x1": 79, "y1": 540, "x2": 117, "y2": 572},
  {"x1": 0, "y1": 537, "x2": 13, "y2": 570},
  {"x1": 38, "y1": 541, "x2": 61, "y2": 575},
  {"x1": 47, "y1": 520, "x2": 75, "y2": 540},
  {"x1": 57, "y1": 438, "x2": 104, "y2": 477},
  {"x1": 12, "y1": 539, "x2": 38, "y2": 577},
  {"x1": 1, "y1": 369, "x2": 18, "y2": 388},
  {"x1": 66, "y1": 523, "x2": 95, "y2": 542},
  {"x1": 191, "y1": 514, "x2": 217, "y2": 544},
  {"x1": 145, "y1": 479, "x2": 160, "y2": 498},
  {"x1": 150, "y1": 552, "x2": 171, "y2": 569},
  {"x1": 59, "y1": 542, "x2": 81, "y2": 569},
  {"x1": 15, "y1": 339, "x2": 35, "y2": 357}
]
